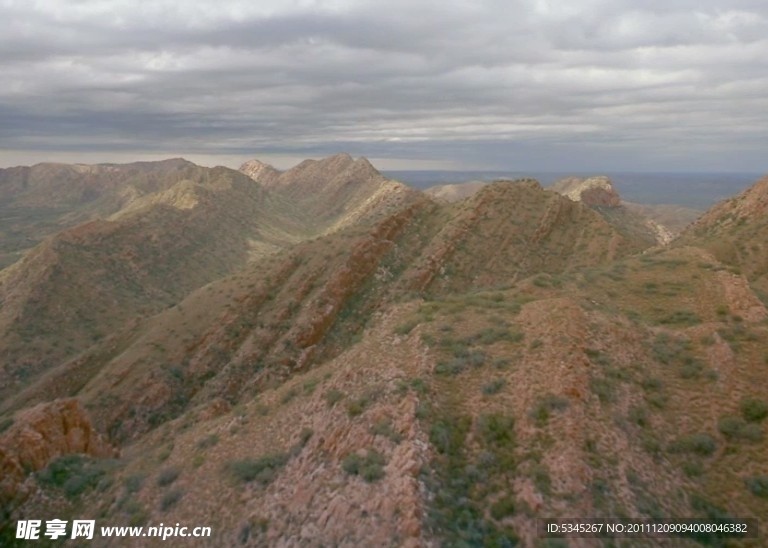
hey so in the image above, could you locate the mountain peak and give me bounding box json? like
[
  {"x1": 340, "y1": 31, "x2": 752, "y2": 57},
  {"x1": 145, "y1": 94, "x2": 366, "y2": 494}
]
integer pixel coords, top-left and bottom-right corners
[
  {"x1": 239, "y1": 159, "x2": 281, "y2": 184},
  {"x1": 552, "y1": 175, "x2": 621, "y2": 207}
]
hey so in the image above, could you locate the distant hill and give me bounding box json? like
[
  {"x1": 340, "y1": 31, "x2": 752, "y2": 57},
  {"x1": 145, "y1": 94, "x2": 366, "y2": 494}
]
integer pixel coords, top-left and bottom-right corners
[
  {"x1": 0, "y1": 159, "x2": 200, "y2": 268},
  {"x1": 423, "y1": 180, "x2": 488, "y2": 202},
  {"x1": 427, "y1": 175, "x2": 674, "y2": 244},
  {"x1": 240, "y1": 153, "x2": 419, "y2": 234},
  {"x1": 0, "y1": 156, "x2": 418, "y2": 398},
  {"x1": 392, "y1": 170, "x2": 760, "y2": 209}
]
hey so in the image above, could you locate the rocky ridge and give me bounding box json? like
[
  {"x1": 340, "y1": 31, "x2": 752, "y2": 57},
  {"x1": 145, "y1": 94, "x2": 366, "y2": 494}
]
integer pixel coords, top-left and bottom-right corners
[
  {"x1": 2, "y1": 157, "x2": 768, "y2": 546},
  {"x1": 551, "y1": 176, "x2": 622, "y2": 207}
]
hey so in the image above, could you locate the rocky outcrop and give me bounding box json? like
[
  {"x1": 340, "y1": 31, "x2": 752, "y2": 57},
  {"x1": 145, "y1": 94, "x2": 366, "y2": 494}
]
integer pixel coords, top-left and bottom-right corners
[
  {"x1": 0, "y1": 398, "x2": 117, "y2": 505},
  {"x1": 552, "y1": 176, "x2": 621, "y2": 207},
  {"x1": 238, "y1": 159, "x2": 281, "y2": 185}
]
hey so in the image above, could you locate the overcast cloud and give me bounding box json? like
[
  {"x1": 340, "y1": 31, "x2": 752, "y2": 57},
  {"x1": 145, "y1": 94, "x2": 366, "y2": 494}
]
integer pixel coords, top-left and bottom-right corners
[{"x1": 1, "y1": 0, "x2": 767, "y2": 170}]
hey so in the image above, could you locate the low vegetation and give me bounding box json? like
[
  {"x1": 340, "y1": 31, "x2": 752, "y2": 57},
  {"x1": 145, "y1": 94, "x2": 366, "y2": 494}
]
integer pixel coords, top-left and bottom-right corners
[
  {"x1": 530, "y1": 394, "x2": 569, "y2": 425},
  {"x1": 341, "y1": 450, "x2": 386, "y2": 482},
  {"x1": 224, "y1": 453, "x2": 289, "y2": 486},
  {"x1": 36, "y1": 455, "x2": 118, "y2": 499}
]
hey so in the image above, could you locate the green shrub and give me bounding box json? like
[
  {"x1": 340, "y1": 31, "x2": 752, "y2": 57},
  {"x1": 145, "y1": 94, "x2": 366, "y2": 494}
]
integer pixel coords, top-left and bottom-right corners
[
  {"x1": 658, "y1": 310, "x2": 701, "y2": 326},
  {"x1": 679, "y1": 357, "x2": 705, "y2": 379},
  {"x1": 160, "y1": 489, "x2": 183, "y2": 511},
  {"x1": 324, "y1": 389, "x2": 344, "y2": 407},
  {"x1": 590, "y1": 377, "x2": 615, "y2": 403},
  {"x1": 475, "y1": 327, "x2": 523, "y2": 345},
  {"x1": 718, "y1": 416, "x2": 764, "y2": 442},
  {"x1": 341, "y1": 450, "x2": 386, "y2": 482},
  {"x1": 435, "y1": 358, "x2": 468, "y2": 375},
  {"x1": 745, "y1": 476, "x2": 768, "y2": 498},
  {"x1": 718, "y1": 416, "x2": 743, "y2": 438},
  {"x1": 197, "y1": 434, "x2": 219, "y2": 449},
  {"x1": 669, "y1": 433, "x2": 716, "y2": 456},
  {"x1": 741, "y1": 398, "x2": 768, "y2": 422},
  {"x1": 346, "y1": 395, "x2": 371, "y2": 417},
  {"x1": 481, "y1": 378, "x2": 506, "y2": 395},
  {"x1": 429, "y1": 416, "x2": 471, "y2": 456},
  {"x1": 225, "y1": 453, "x2": 288, "y2": 485},
  {"x1": 477, "y1": 413, "x2": 515, "y2": 449},
  {"x1": 302, "y1": 379, "x2": 319, "y2": 394},
  {"x1": 281, "y1": 388, "x2": 299, "y2": 404},
  {"x1": 36, "y1": 455, "x2": 116, "y2": 499},
  {"x1": 490, "y1": 496, "x2": 516, "y2": 520},
  {"x1": 532, "y1": 464, "x2": 552, "y2": 494},
  {"x1": 651, "y1": 333, "x2": 689, "y2": 365},
  {"x1": 298, "y1": 427, "x2": 314, "y2": 447},
  {"x1": 628, "y1": 406, "x2": 649, "y2": 427},
  {"x1": 530, "y1": 394, "x2": 569, "y2": 425},
  {"x1": 394, "y1": 319, "x2": 419, "y2": 335},
  {"x1": 156, "y1": 468, "x2": 180, "y2": 487},
  {"x1": 370, "y1": 419, "x2": 402, "y2": 443},
  {"x1": 124, "y1": 474, "x2": 144, "y2": 494},
  {"x1": 640, "y1": 377, "x2": 663, "y2": 392},
  {"x1": 410, "y1": 377, "x2": 429, "y2": 394}
]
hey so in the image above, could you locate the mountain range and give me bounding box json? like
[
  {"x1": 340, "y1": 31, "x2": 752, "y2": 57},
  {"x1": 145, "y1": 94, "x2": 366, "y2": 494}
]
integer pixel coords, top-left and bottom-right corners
[{"x1": 1, "y1": 156, "x2": 767, "y2": 546}]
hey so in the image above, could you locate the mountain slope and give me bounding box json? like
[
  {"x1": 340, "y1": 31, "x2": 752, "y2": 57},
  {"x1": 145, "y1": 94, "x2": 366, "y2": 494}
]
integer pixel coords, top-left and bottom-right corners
[
  {"x1": 3, "y1": 163, "x2": 768, "y2": 546},
  {"x1": 7, "y1": 244, "x2": 768, "y2": 546},
  {"x1": 2, "y1": 178, "x2": 656, "y2": 440},
  {"x1": 679, "y1": 175, "x2": 768, "y2": 297}
]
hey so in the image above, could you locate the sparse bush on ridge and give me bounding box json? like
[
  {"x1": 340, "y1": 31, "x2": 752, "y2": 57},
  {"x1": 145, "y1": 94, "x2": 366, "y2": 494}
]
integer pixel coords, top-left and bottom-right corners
[
  {"x1": 197, "y1": 434, "x2": 219, "y2": 449},
  {"x1": 346, "y1": 395, "x2": 371, "y2": 417},
  {"x1": 36, "y1": 455, "x2": 117, "y2": 499},
  {"x1": 160, "y1": 489, "x2": 183, "y2": 511},
  {"x1": 481, "y1": 378, "x2": 506, "y2": 395},
  {"x1": 324, "y1": 388, "x2": 344, "y2": 407},
  {"x1": 745, "y1": 476, "x2": 768, "y2": 498},
  {"x1": 370, "y1": 419, "x2": 403, "y2": 443},
  {"x1": 718, "y1": 416, "x2": 764, "y2": 442},
  {"x1": 394, "y1": 319, "x2": 419, "y2": 335},
  {"x1": 490, "y1": 496, "x2": 516, "y2": 520},
  {"x1": 741, "y1": 398, "x2": 768, "y2": 422},
  {"x1": 669, "y1": 433, "x2": 717, "y2": 456},
  {"x1": 530, "y1": 394, "x2": 569, "y2": 425},
  {"x1": 477, "y1": 413, "x2": 515, "y2": 448},
  {"x1": 124, "y1": 474, "x2": 144, "y2": 494},
  {"x1": 156, "y1": 467, "x2": 180, "y2": 487},
  {"x1": 590, "y1": 376, "x2": 616, "y2": 403},
  {"x1": 341, "y1": 449, "x2": 386, "y2": 482},
  {"x1": 225, "y1": 453, "x2": 289, "y2": 485}
]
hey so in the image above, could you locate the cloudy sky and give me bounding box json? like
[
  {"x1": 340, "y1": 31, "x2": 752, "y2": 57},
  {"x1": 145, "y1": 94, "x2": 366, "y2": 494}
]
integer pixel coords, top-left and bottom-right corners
[{"x1": 1, "y1": 0, "x2": 767, "y2": 171}]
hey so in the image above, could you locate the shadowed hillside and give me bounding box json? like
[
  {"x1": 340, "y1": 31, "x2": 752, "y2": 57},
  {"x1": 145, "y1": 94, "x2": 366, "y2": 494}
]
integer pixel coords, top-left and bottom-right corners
[{"x1": 0, "y1": 159, "x2": 203, "y2": 268}]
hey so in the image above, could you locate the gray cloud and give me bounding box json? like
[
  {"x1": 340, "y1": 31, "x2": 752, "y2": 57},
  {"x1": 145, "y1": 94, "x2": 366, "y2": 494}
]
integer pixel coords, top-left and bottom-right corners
[{"x1": 1, "y1": 0, "x2": 767, "y2": 171}]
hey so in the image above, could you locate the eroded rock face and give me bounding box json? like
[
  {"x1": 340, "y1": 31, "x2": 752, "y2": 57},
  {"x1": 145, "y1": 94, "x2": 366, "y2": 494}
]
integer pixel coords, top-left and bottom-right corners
[
  {"x1": 238, "y1": 160, "x2": 281, "y2": 185},
  {"x1": 0, "y1": 398, "x2": 117, "y2": 505},
  {"x1": 552, "y1": 176, "x2": 621, "y2": 207}
]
